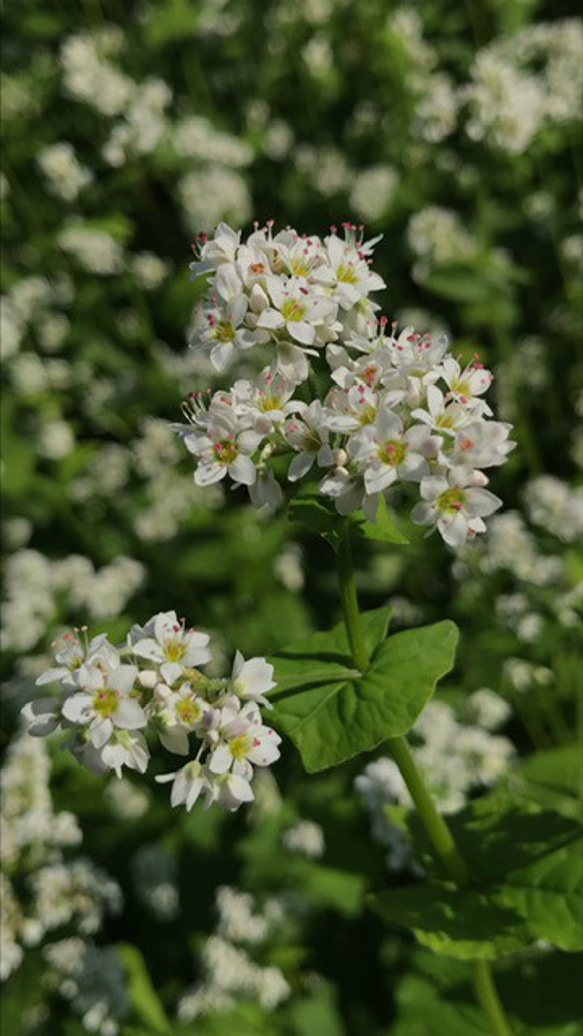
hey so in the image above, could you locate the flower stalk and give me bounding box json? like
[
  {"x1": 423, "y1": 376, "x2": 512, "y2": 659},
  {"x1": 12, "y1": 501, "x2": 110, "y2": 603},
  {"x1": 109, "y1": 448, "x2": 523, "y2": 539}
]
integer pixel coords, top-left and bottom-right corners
[{"x1": 335, "y1": 529, "x2": 514, "y2": 1036}]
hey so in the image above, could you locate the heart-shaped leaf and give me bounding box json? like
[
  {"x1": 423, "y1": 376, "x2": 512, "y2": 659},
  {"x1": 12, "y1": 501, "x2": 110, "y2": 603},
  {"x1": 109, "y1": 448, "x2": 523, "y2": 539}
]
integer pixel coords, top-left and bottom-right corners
[{"x1": 270, "y1": 614, "x2": 458, "y2": 773}]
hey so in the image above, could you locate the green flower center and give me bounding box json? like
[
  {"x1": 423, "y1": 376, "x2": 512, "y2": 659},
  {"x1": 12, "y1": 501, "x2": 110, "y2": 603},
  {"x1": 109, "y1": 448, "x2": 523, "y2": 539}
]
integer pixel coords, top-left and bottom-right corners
[
  {"x1": 214, "y1": 440, "x2": 239, "y2": 465},
  {"x1": 378, "y1": 440, "x2": 407, "y2": 466},
  {"x1": 290, "y1": 258, "x2": 309, "y2": 276},
  {"x1": 164, "y1": 637, "x2": 187, "y2": 662},
  {"x1": 176, "y1": 698, "x2": 201, "y2": 725},
  {"x1": 437, "y1": 488, "x2": 466, "y2": 514},
  {"x1": 92, "y1": 687, "x2": 119, "y2": 718},
  {"x1": 281, "y1": 298, "x2": 307, "y2": 322},
  {"x1": 213, "y1": 320, "x2": 235, "y2": 342}
]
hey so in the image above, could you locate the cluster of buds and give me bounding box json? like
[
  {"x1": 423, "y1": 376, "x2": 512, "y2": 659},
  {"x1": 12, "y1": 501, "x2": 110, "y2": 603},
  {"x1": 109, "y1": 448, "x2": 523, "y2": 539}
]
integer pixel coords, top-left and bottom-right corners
[
  {"x1": 22, "y1": 612, "x2": 281, "y2": 812},
  {"x1": 183, "y1": 222, "x2": 515, "y2": 547}
]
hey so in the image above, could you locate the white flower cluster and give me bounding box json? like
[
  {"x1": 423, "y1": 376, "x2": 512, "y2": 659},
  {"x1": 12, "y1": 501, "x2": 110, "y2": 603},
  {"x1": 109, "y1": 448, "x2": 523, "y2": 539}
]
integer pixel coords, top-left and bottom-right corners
[
  {"x1": 22, "y1": 611, "x2": 281, "y2": 813},
  {"x1": 524, "y1": 475, "x2": 583, "y2": 544},
  {"x1": 2, "y1": 550, "x2": 145, "y2": 653},
  {"x1": 181, "y1": 221, "x2": 514, "y2": 548},
  {"x1": 0, "y1": 731, "x2": 121, "y2": 982},
  {"x1": 44, "y1": 938, "x2": 130, "y2": 1036},
  {"x1": 178, "y1": 887, "x2": 289, "y2": 1021},
  {"x1": 131, "y1": 844, "x2": 179, "y2": 921},
  {"x1": 37, "y1": 142, "x2": 93, "y2": 202}
]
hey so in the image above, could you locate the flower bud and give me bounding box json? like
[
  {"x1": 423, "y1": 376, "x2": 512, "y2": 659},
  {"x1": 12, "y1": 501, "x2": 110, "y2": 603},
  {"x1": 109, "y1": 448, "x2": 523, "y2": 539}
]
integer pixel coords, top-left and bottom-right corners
[
  {"x1": 138, "y1": 670, "x2": 157, "y2": 689},
  {"x1": 249, "y1": 284, "x2": 269, "y2": 314},
  {"x1": 155, "y1": 682, "x2": 172, "y2": 702}
]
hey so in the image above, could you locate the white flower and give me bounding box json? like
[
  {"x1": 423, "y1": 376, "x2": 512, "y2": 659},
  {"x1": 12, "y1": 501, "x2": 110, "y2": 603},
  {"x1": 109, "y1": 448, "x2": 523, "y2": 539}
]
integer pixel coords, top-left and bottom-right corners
[
  {"x1": 412, "y1": 468, "x2": 502, "y2": 548},
  {"x1": 231, "y1": 652, "x2": 276, "y2": 708},
  {"x1": 185, "y1": 410, "x2": 263, "y2": 489},
  {"x1": 36, "y1": 631, "x2": 119, "y2": 689},
  {"x1": 131, "y1": 611, "x2": 211, "y2": 685},
  {"x1": 451, "y1": 420, "x2": 515, "y2": 469},
  {"x1": 349, "y1": 410, "x2": 439, "y2": 493},
  {"x1": 257, "y1": 276, "x2": 338, "y2": 346},
  {"x1": 209, "y1": 771, "x2": 255, "y2": 811},
  {"x1": 156, "y1": 761, "x2": 208, "y2": 811},
  {"x1": 62, "y1": 665, "x2": 146, "y2": 749},
  {"x1": 311, "y1": 230, "x2": 386, "y2": 308},
  {"x1": 284, "y1": 401, "x2": 334, "y2": 481},
  {"x1": 101, "y1": 730, "x2": 150, "y2": 778},
  {"x1": 208, "y1": 703, "x2": 281, "y2": 775},
  {"x1": 440, "y1": 358, "x2": 493, "y2": 408}
]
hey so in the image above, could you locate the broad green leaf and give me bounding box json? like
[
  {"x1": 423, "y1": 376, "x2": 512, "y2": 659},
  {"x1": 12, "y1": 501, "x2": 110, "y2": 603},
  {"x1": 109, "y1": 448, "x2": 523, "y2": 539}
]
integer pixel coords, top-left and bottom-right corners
[
  {"x1": 497, "y1": 838, "x2": 583, "y2": 951},
  {"x1": 516, "y1": 744, "x2": 583, "y2": 812},
  {"x1": 370, "y1": 822, "x2": 583, "y2": 957},
  {"x1": 117, "y1": 944, "x2": 171, "y2": 1035},
  {"x1": 354, "y1": 494, "x2": 410, "y2": 545},
  {"x1": 393, "y1": 973, "x2": 489, "y2": 1036},
  {"x1": 369, "y1": 882, "x2": 530, "y2": 959},
  {"x1": 270, "y1": 618, "x2": 458, "y2": 773}
]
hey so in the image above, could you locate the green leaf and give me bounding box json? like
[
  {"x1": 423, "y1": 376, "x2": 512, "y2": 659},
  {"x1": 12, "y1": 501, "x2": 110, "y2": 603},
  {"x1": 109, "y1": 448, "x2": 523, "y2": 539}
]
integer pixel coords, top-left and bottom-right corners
[
  {"x1": 370, "y1": 882, "x2": 530, "y2": 959},
  {"x1": 270, "y1": 616, "x2": 458, "y2": 773},
  {"x1": 354, "y1": 494, "x2": 410, "y2": 545},
  {"x1": 370, "y1": 816, "x2": 583, "y2": 957},
  {"x1": 496, "y1": 838, "x2": 583, "y2": 951},
  {"x1": 287, "y1": 490, "x2": 345, "y2": 548},
  {"x1": 117, "y1": 944, "x2": 171, "y2": 1035}
]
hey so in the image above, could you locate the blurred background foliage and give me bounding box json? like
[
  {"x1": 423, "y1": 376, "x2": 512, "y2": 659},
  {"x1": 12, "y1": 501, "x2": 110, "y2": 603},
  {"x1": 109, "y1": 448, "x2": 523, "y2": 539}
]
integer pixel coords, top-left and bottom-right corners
[{"x1": 1, "y1": 0, "x2": 582, "y2": 1033}]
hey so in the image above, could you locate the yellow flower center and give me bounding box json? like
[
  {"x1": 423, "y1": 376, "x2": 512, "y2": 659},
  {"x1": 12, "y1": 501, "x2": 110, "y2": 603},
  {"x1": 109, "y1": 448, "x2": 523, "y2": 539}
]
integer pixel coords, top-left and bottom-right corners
[
  {"x1": 337, "y1": 263, "x2": 359, "y2": 284},
  {"x1": 359, "y1": 404, "x2": 377, "y2": 425},
  {"x1": 259, "y1": 394, "x2": 283, "y2": 412},
  {"x1": 176, "y1": 698, "x2": 201, "y2": 725},
  {"x1": 230, "y1": 734, "x2": 252, "y2": 761},
  {"x1": 378, "y1": 440, "x2": 407, "y2": 466},
  {"x1": 290, "y1": 258, "x2": 309, "y2": 276},
  {"x1": 452, "y1": 377, "x2": 471, "y2": 397},
  {"x1": 438, "y1": 488, "x2": 466, "y2": 514},
  {"x1": 92, "y1": 687, "x2": 119, "y2": 718},
  {"x1": 281, "y1": 298, "x2": 307, "y2": 322}
]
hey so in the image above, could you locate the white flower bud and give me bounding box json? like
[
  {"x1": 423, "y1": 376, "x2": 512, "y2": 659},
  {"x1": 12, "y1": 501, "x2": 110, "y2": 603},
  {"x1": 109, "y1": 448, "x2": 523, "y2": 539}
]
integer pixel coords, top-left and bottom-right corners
[
  {"x1": 249, "y1": 284, "x2": 269, "y2": 313},
  {"x1": 138, "y1": 670, "x2": 157, "y2": 689},
  {"x1": 333, "y1": 448, "x2": 348, "y2": 467},
  {"x1": 155, "y1": 682, "x2": 172, "y2": 702}
]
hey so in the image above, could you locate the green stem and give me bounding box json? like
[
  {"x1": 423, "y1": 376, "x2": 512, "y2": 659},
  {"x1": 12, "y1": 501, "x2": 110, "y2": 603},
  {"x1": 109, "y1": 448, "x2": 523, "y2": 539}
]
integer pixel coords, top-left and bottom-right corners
[
  {"x1": 335, "y1": 530, "x2": 514, "y2": 1036},
  {"x1": 473, "y1": 960, "x2": 514, "y2": 1036},
  {"x1": 336, "y1": 532, "x2": 370, "y2": 672},
  {"x1": 388, "y1": 736, "x2": 469, "y2": 885}
]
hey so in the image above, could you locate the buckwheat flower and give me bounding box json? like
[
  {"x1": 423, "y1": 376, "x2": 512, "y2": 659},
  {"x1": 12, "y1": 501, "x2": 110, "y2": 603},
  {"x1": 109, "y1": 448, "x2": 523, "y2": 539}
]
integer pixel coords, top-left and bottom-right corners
[
  {"x1": 62, "y1": 665, "x2": 145, "y2": 750},
  {"x1": 131, "y1": 610, "x2": 212, "y2": 684},
  {"x1": 156, "y1": 760, "x2": 208, "y2": 811},
  {"x1": 412, "y1": 384, "x2": 477, "y2": 436},
  {"x1": 440, "y1": 358, "x2": 493, "y2": 409},
  {"x1": 319, "y1": 467, "x2": 379, "y2": 520},
  {"x1": 185, "y1": 411, "x2": 263, "y2": 488},
  {"x1": 325, "y1": 382, "x2": 381, "y2": 432},
  {"x1": 248, "y1": 469, "x2": 284, "y2": 511},
  {"x1": 231, "y1": 652, "x2": 276, "y2": 708},
  {"x1": 311, "y1": 228, "x2": 386, "y2": 308},
  {"x1": 257, "y1": 276, "x2": 339, "y2": 346},
  {"x1": 101, "y1": 730, "x2": 149, "y2": 778},
  {"x1": 349, "y1": 410, "x2": 439, "y2": 494},
  {"x1": 284, "y1": 401, "x2": 334, "y2": 481},
  {"x1": 412, "y1": 468, "x2": 502, "y2": 548},
  {"x1": 190, "y1": 222, "x2": 241, "y2": 278},
  {"x1": 231, "y1": 368, "x2": 301, "y2": 434},
  {"x1": 21, "y1": 699, "x2": 61, "y2": 737},
  {"x1": 208, "y1": 702, "x2": 281, "y2": 775},
  {"x1": 36, "y1": 631, "x2": 120, "y2": 689},
  {"x1": 209, "y1": 771, "x2": 255, "y2": 811},
  {"x1": 451, "y1": 420, "x2": 515, "y2": 469}
]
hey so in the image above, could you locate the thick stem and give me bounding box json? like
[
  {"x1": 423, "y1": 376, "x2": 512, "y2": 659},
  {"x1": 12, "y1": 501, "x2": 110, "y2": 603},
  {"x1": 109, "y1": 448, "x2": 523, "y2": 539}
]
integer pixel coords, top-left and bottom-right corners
[
  {"x1": 336, "y1": 533, "x2": 370, "y2": 672},
  {"x1": 335, "y1": 530, "x2": 514, "y2": 1036},
  {"x1": 388, "y1": 736, "x2": 469, "y2": 886},
  {"x1": 473, "y1": 960, "x2": 514, "y2": 1036}
]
